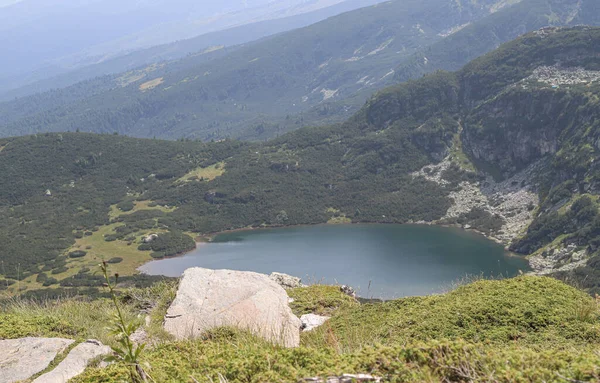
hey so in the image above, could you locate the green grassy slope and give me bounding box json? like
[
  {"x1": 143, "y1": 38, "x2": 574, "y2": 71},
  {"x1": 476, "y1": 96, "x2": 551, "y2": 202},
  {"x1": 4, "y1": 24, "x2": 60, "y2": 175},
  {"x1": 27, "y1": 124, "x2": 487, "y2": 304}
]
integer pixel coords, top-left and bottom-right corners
[{"x1": 2, "y1": 276, "x2": 599, "y2": 382}]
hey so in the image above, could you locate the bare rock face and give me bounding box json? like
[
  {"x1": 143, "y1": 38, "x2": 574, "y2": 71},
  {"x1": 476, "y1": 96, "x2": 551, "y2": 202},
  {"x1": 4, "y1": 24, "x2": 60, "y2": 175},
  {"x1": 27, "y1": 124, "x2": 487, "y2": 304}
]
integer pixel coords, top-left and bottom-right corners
[
  {"x1": 164, "y1": 268, "x2": 301, "y2": 347},
  {"x1": 269, "y1": 272, "x2": 304, "y2": 289},
  {"x1": 300, "y1": 314, "x2": 330, "y2": 332},
  {"x1": 0, "y1": 337, "x2": 74, "y2": 383},
  {"x1": 32, "y1": 339, "x2": 112, "y2": 383}
]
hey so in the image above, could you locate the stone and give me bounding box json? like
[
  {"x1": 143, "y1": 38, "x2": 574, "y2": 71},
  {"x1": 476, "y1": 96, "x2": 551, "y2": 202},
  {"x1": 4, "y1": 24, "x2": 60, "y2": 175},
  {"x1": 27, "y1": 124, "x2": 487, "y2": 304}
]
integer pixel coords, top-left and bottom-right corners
[
  {"x1": 129, "y1": 327, "x2": 149, "y2": 345},
  {"x1": 142, "y1": 234, "x2": 158, "y2": 243},
  {"x1": 269, "y1": 272, "x2": 303, "y2": 289},
  {"x1": 0, "y1": 337, "x2": 74, "y2": 383},
  {"x1": 340, "y1": 285, "x2": 356, "y2": 298},
  {"x1": 164, "y1": 267, "x2": 301, "y2": 347},
  {"x1": 300, "y1": 314, "x2": 330, "y2": 332},
  {"x1": 32, "y1": 339, "x2": 112, "y2": 383}
]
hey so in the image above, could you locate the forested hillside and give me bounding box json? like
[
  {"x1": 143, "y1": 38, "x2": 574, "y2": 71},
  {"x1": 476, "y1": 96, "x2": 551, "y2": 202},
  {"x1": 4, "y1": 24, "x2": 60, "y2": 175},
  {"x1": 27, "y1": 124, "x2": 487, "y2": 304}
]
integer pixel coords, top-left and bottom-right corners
[
  {"x1": 1, "y1": 27, "x2": 599, "y2": 297},
  {"x1": 2, "y1": 0, "x2": 589, "y2": 141}
]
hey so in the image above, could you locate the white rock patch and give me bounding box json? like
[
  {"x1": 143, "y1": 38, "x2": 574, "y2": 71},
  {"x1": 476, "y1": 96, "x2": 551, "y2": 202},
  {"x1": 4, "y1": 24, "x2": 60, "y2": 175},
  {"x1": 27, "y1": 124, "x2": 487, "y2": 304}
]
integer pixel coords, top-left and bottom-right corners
[
  {"x1": 528, "y1": 65, "x2": 600, "y2": 85},
  {"x1": 412, "y1": 156, "x2": 540, "y2": 245},
  {"x1": 321, "y1": 88, "x2": 339, "y2": 100},
  {"x1": 0, "y1": 338, "x2": 74, "y2": 383},
  {"x1": 301, "y1": 314, "x2": 330, "y2": 332},
  {"x1": 33, "y1": 340, "x2": 112, "y2": 383}
]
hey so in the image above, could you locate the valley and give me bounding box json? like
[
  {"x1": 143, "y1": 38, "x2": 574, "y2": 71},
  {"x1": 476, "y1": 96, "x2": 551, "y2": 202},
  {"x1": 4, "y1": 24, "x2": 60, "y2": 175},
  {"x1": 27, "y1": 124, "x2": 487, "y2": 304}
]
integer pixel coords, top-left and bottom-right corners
[
  {"x1": 1, "y1": 2, "x2": 600, "y2": 381},
  {"x1": 1, "y1": 26, "x2": 599, "y2": 298}
]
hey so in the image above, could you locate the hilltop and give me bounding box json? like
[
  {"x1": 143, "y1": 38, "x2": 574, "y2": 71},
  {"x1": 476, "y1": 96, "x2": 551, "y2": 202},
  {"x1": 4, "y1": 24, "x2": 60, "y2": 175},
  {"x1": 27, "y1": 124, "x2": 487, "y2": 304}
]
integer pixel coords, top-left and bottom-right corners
[
  {"x1": 0, "y1": 26, "x2": 599, "y2": 297},
  {"x1": 0, "y1": 0, "x2": 596, "y2": 141}
]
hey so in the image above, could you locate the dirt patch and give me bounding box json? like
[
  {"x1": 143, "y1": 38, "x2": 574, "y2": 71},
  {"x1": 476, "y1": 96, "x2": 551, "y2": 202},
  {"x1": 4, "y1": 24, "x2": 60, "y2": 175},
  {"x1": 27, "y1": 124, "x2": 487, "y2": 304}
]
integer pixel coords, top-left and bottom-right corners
[{"x1": 139, "y1": 77, "x2": 164, "y2": 91}]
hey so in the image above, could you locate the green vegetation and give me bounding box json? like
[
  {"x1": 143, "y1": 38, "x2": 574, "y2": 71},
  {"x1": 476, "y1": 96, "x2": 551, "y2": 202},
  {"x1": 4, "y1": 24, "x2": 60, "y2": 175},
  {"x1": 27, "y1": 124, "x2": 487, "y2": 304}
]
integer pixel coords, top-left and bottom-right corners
[
  {"x1": 2, "y1": 276, "x2": 599, "y2": 382},
  {"x1": 176, "y1": 161, "x2": 225, "y2": 183},
  {"x1": 100, "y1": 261, "x2": 149, "y2": 382},
  {"x1": 1, "y1": 27, "x2": 600, "y2": 295},
  {"x1": 147, "y1": 231, "x2": 196, "y2": 259}
]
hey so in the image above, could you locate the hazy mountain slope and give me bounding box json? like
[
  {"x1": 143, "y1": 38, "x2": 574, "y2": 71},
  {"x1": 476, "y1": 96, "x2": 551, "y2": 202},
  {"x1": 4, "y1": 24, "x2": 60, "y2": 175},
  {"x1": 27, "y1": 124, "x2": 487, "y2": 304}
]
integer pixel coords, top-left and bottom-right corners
[
  {"x1": 0, "y1": 0, "x2": 356, "y2": 94},
  {"x1": 0, "y1": 0, "x2": 385, "y2": 100},
  {"x1": 0, "y1": 0, "x2": 517, "y2": 141},
  {"x1": 0, "y1": 27, "x2": 599, "y2": 295},
  {"x1": 393, "y1": 0, "x2": 591, "y2": 83}
]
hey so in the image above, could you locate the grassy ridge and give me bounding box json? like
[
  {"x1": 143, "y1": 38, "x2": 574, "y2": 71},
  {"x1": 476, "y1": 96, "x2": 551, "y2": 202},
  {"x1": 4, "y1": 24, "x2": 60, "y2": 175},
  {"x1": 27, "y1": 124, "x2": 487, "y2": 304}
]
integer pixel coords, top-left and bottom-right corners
[{"x1": 2, "y1": 276, "x2": 599, "y2": 382}]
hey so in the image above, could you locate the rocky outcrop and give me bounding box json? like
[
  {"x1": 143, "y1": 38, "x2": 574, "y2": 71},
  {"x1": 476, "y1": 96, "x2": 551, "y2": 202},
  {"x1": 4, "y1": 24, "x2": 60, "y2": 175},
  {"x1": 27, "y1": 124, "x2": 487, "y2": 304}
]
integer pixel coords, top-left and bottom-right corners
[
  {"x1": 164, "y1": 267, "x2": 301, "y2": 347},
  {"x1": 269, "y1": 272, "x2": 304, "y2": 289},
  {"x1": 0, "y1": 337, "x2": 74, "y2": 383},
  {"x1": 413, "y1": 156, "x2": 540, "y2": 246},
  {"x1": 32, "y1": 339, "x2": 112, "y2": 383},
  {"x1": 529, "y1": 244, "x2": 590, "y2": 275},
  {"x1": 528, "y1": 65, "x2": 600, "y2": 86},
  {"x1": 301, "y1": 314, "x2": 330, "y2": 332}
]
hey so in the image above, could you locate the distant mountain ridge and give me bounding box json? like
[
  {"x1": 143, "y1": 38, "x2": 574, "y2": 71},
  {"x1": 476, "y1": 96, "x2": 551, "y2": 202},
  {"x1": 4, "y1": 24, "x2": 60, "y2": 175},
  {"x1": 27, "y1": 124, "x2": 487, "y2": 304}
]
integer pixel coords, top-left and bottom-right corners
[
  {"x1": 0, "y1": 0, "x2": 536, "y2": 140},
  {"x1": 0, "y1": 0, "x2": 375, "y2": 93},
  {"x1": 0, "y1": 0, "x2": 386, "y2": 99}
]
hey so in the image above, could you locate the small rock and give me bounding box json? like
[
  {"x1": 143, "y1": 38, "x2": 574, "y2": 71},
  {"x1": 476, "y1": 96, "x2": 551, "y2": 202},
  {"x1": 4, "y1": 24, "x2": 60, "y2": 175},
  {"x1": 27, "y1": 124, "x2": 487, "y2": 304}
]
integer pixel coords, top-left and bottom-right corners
[
  {"x1": 33, "y1": 339, "x2": 112, "y2": 383},
  {"x1": 300, "y1": 314, "x2": 330, "y2": 332},
  {"x1": 130, "y1": 327, "x2": 149, "y2": 345},
  {"x1": 164, "y1": 268, "x2": 301, "y2": 347},
  {"x1": 0, "y1": 337, "x2": 74, "y2": 383},
  {"x1": 142, "y1": 234, "x2": 158, "y2": 243},
  {"x1": 269, "y1": 272, "x2": 303, "y2": 289},
  {"x1": 340, "y1": 285, "x2": 356, "y2": 298}
]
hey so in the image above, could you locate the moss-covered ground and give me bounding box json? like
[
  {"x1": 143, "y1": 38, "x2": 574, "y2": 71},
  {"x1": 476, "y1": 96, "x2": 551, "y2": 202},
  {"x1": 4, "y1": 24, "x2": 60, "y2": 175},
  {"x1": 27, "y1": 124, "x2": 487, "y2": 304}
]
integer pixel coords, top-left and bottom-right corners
[{"x1": 2, "y1": 276, "x2": 599, "y2": 382}]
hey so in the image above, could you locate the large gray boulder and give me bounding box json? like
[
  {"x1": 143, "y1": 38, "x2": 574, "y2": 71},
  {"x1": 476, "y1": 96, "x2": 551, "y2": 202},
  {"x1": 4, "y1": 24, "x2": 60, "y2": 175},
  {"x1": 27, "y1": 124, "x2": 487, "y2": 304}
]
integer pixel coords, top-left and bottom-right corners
[
  {"x1": 164, "y1": 268, "x2": 301, "y2": 347},
  {"x1": 32, "y1": 339, "x2": 112, "y2": 383},
  {"x1": 0, "y1": 337, "x2": 74, "y2": 383}
]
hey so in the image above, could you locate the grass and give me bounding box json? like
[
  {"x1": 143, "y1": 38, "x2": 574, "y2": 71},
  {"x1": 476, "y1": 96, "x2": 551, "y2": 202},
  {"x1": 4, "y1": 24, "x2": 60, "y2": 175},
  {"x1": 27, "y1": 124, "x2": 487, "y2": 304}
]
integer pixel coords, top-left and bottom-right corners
[
  {"x1": 325, "y1": 207, "x2": 352, "y2": 224},
  {"x1": 288, "y1": 285, "x2": 358, "y2": 316},
  {"x1": 3, "y1": 276, "x2": 600, "y2": 382},
  {"x1": 302, "y1": 276, "x2": 600, "y2": 352},
  {"x1": 0, "y1": 298, "x2": 141, "y2": 346},
  {"x1": 176, "y1": 162, "x2": 226, "y2": 183},
  {"x1": 108, "y1": 200, "x2": 176, "y2": 220},
  {"x1": 449, "y1": 129, "x2": 476, "y2": 172},
  {"x1": 139, "y1": 77, "x2": 164, "y2": 91},
  {"x1": 65, "y1": 223, "x2": 155, "y2": 278}
]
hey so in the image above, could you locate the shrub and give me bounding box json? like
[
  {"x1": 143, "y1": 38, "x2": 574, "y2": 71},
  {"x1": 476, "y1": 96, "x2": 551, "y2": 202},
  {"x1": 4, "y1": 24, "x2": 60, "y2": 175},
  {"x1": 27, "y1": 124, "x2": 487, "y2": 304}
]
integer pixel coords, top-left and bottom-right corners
[
  {"x1": 68, "y1": 250, "x2": 87, "y2": 258},
  {"x1": 43, "y1": 277, "x2": 58, "y2": 286},
  {"x1": 117, "y1": 200, "x2": 135, "y2": 212},
  {"x1": 149, "y1": 231, "x2": 195, "y2": 257},
  {"x1": 51, "y1": 266, "x2": 68, "y2": 275},
  {"x1": 35, "y1": 273, "x2": 48, "y2": 283}
]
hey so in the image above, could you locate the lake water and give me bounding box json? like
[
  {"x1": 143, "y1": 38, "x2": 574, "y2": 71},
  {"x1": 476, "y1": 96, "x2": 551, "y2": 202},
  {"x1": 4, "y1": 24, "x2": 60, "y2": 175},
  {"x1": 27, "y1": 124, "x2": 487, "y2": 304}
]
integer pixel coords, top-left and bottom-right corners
[{"x1": 139, "y1": 224, "x2": 529, "y2": 299}]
